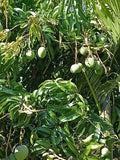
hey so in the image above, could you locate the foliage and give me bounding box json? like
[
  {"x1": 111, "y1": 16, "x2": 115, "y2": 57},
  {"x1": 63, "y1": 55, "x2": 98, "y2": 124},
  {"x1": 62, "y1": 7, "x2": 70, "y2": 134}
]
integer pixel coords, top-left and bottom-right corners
[
  {"x1": 0, "y1": 79, "x2": 117, "y2": 159},
  {"x1": 0, "y1": 0, "x2": 120, "y2": 159}
]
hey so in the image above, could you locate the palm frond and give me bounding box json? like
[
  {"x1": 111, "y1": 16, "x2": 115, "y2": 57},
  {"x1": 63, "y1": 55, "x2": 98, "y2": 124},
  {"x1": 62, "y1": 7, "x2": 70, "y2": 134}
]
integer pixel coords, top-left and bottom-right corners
[{"x1": 94, "y1": 0, "x2": 120, "y2": 46}]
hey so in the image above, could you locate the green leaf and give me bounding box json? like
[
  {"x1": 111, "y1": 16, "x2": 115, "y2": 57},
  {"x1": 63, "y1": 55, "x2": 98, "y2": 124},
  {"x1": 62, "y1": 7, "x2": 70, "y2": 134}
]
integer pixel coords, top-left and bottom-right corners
[
  {"x1": 87, "y1": 156, "x2": 101, "y2": 160},
  {"x1": 59, "y1": 110, "x2": 80, "y2": 122},
  {"x1": 51, "y1": 129, "x2": 62, "y2": 145},
  {"x1": 47, "y1": 40, "x2": 55, "y2": 59},
  {"x1": 38, "y1": 127, "x2": 51, "y2": 135},
  {"x1": 35, "y1": 139, "x2": 51, "y2": 149},
  {"x1": 48, "y1": 110, "x2": 58, "y2": 123},
  {"x1": 87, "y1": 142, "x2": 103, "y2": 151},
  {"x1": 14, "y1": 8, "x2": 25, "y2": 16},
  {"x1": 66, "y1": 137, "x2": 79, "y2": 155},
  {"x1": 0, "y1": 79, "x2": 6, "y2": 84},
  {"x1": 0, "y1": 88, "x2": 17, "y2": 95}
]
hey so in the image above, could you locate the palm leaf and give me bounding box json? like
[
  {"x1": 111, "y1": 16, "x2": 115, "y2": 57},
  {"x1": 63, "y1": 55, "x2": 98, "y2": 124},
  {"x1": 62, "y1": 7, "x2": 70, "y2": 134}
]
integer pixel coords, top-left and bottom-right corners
[{"x1": 94, "y1": 0, "x2": 120, "y2": 45}]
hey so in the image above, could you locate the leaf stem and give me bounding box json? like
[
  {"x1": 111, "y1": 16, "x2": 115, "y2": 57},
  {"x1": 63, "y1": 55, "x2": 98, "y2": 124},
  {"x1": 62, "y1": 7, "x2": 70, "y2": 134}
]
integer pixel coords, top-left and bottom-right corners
[{"x1": 82, "y1": 68, "x2": 101, "y2": 115}]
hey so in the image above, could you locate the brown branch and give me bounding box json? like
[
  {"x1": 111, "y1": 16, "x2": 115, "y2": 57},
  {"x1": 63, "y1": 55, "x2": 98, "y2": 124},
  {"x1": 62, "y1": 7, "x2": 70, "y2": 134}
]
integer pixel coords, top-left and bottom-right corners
[
  {"x1": 96, "y1": 50, "x2": 107, "y2": 74},
  {"x1": 0, "y1": 113, "x2": 9, "y2": 120},
  {"x1": 4, "y1": 4, "x2": 8, "y2": 29}
]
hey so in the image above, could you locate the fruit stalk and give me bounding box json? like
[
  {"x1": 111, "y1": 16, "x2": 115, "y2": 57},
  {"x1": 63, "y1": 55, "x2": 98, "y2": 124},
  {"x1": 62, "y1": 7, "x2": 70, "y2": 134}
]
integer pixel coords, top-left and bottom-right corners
[
  {"x1": 5, "y1": 126, "x2": 12, "y2": 159},
  {"x1": 85, "y1": 33, "x2": 92, "y2": 56},
  {"x1": 75, "y1": 40, "x2": 78, "y2": 64}
]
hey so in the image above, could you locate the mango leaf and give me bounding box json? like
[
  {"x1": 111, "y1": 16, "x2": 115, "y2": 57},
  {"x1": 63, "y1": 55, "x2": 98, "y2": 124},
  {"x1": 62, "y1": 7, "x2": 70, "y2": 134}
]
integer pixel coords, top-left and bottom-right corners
[
  {"x1": 52, "y1": 5, "x2": 62, "y2": 19},
  {"x1": 59, "y1": 110, "x2": 80, "y2": 122},
  {"x1": 0, "y1": 79, "x2": 6, "y2": 84},
  {"x1": 38, "y1": 127, "x2": 51, "y2": 135},
  {"x1": 48, "y1": 110, "x2": 58, "y2": 124},
  {"x1": 92, "y1": 122, "x2": 101, "y2": 142},
  {"x1": 47, "y1": 40, "x2": 55, "y2": 59},
  {"x1": 82, "y1": 134, "x2": 93, "y2": 144},
  {"x1": 51, "y1": 129, "x2": 62, "y2": 145},
  {"x1": 35, "y1": 139, "x2": 51, "y2": 149},
  {"x1": 0, "y1": 88, "x2": 17, "y2": 95},
  {"x1": 87, "y1": 142, "x2": 103, "y2": 151},
  {"x1": 87, "y1": 156, "x2": 101, "y2": 160},
  {"x1": 13, "y1": 8, "x2": 25, "y2": 16},
  {"x1": 31, "y1": 145, "x2": 46, "y2": 155},
  {"x1": 66, "y1": 137, "x2": 79, "y2": 155}
]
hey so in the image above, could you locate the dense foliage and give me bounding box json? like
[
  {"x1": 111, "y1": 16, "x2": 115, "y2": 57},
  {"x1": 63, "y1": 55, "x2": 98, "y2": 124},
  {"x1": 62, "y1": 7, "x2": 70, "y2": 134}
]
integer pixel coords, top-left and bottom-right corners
[{"x1": 0, "y1": 0, "x2": 120, "y2": 159}]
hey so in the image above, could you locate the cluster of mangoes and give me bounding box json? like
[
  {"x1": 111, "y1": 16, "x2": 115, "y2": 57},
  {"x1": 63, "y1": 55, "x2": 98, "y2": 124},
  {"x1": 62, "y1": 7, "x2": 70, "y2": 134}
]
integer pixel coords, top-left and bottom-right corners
[
  {"x1": 26, "y1": 46, "x2": 46, "y2": 60},
  {"x1": 70, "y1": 46, "x2": 103, "y2": 75}
]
